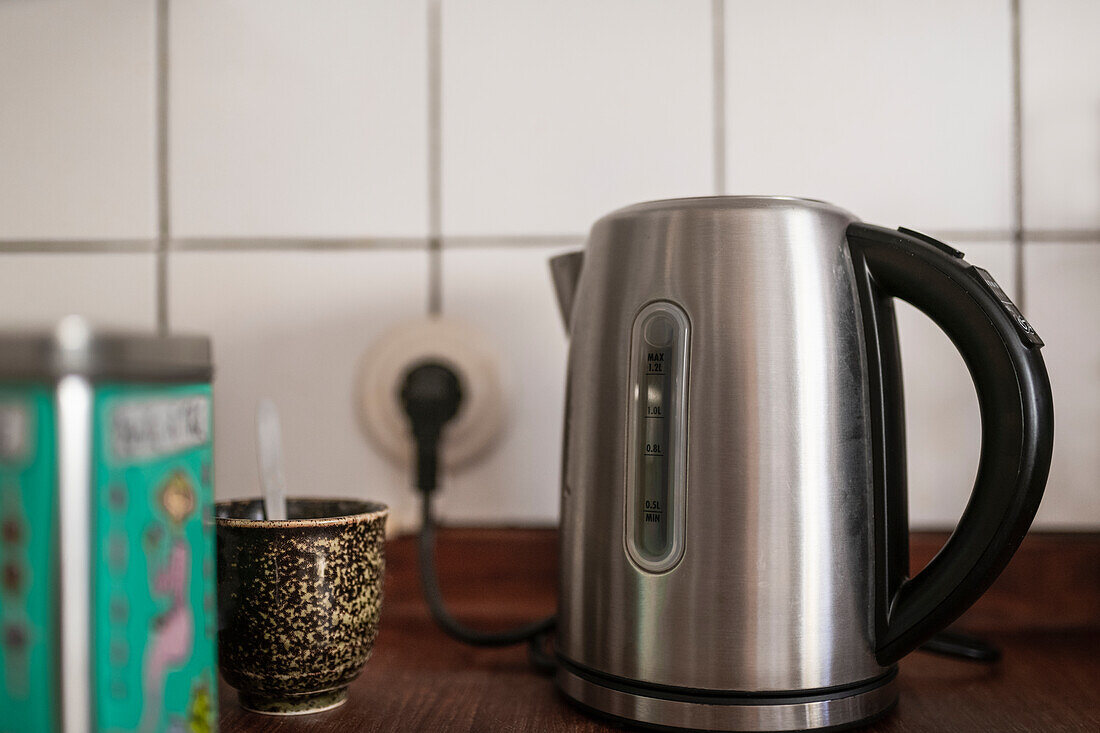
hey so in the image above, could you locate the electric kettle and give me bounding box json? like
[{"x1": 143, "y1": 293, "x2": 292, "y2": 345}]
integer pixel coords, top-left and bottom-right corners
[{"x1": 547, "y1": 196, "x2": 1053, "y2": 732}]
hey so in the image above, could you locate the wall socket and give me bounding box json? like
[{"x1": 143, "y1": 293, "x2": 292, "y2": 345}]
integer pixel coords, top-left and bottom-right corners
[{"x1": 356, "y1": 316, "x2": 506, "y2": 472}]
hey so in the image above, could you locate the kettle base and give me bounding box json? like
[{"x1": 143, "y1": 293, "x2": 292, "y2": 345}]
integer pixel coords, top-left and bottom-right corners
[{"x1": 556, "y1": 662, "x2": 898, "y2": 732}]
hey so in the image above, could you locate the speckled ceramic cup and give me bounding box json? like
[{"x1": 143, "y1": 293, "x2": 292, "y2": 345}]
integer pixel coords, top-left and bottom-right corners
[{"x1": 215, "y1": 498, "x2": 388, "y2": 715}]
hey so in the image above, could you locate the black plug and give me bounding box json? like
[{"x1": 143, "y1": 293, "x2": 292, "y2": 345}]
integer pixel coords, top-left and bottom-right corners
[{"x1": 400, "y1": 361, "x2": 463, "y2": 494}]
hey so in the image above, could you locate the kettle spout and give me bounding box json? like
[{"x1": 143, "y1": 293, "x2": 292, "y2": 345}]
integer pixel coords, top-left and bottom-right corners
[{"x1": 549, "y1": 250, "x2": 584, "y2": 333}]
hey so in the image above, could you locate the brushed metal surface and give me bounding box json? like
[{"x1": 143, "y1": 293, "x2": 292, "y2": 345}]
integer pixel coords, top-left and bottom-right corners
[
  {"x1": 0, "y1": 321, "x2": 211, "y2": 381},
  {"x1": 557, "y1": 666, "x2": 898, "y2": 732},
  {"x1": 549, "y1": 250, "x2": 585, "y2": 332},
  {"x1": 556, "y1": 196, "x2": 886, "y2": 694}
]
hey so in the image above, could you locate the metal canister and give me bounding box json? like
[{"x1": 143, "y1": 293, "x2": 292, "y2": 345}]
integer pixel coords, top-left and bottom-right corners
[{"x1": 0, "y1": 318, "x2": 216, "y2": 732}]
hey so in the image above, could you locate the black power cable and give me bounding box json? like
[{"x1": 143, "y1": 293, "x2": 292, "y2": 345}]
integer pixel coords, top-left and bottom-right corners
[
  {"x1": 919, "y1": 628, "x2": 1001, "y2": 663},
  {"x1": 417, "y1": 495, "x2": 556, "y2": 646},
  {"x1": 402, "y1": 362, "x2": 556, "y2": 657},
  {"x1": 401, "y1": 360, "x2": 998, "y2": 670}
]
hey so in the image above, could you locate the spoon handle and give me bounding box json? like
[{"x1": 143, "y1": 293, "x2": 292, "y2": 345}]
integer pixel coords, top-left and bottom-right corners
[{"x1": 256, "y1": 398, "x2": 288, "y2": 521}]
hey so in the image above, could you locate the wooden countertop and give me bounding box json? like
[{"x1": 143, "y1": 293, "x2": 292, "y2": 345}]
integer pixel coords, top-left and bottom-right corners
[{"x1": 219, "y1": 530, "x2": 1100, "y2": 732}]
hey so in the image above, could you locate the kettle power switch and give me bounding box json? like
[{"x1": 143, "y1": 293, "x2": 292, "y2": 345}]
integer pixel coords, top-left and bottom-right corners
[
  {"x1": 968, "y1": 266, "x2": 1045, "y2": 348},
  {"x1": 892, "y1": 226, "x2": 1041, "y2": 348}
]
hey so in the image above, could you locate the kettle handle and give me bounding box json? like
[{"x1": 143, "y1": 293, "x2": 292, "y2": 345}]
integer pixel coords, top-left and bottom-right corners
[{"x1": 846, "y1": 223, "x2": 1053, "y2": 667}]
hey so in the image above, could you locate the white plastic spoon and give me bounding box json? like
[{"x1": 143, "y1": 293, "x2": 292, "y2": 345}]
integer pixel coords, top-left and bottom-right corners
[{"x1": 256, "y1": 398, "x2": 288, "y2": 521}]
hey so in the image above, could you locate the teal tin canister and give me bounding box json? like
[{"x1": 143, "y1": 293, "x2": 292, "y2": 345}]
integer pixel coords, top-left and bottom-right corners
[{"x1": 0, "y1": 317, "x2": 217, "y2": 733}]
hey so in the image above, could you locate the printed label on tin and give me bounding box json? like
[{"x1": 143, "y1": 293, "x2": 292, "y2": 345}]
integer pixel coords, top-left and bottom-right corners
[
  {"x1": 95, "y1": 385, "x2": 218, "y2": 733},
  {"x1": 110, "y1": 395, "x2": 210, "y2": 461},
  {"x1": 0, "y1": 403, "x2": 29, "y2": 463},
  {"x1": 0, "y1": 387, "x2": 57, "y2": 733}
]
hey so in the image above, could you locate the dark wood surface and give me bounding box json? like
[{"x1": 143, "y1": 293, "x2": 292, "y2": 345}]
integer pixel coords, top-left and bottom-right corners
[{"x1": 219, "y1": 530, "x2": 1100, "y2": 732}]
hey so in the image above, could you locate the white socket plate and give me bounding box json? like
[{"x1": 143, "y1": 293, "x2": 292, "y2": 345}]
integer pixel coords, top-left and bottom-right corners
[{"x1": 356, "y1": 317, "x2": 506, "y2": 470}]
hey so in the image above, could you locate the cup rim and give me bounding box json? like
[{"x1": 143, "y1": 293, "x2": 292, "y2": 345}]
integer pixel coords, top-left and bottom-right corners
[{"x1": 215, "y1": 497, "x2": 389, "y2": 528}]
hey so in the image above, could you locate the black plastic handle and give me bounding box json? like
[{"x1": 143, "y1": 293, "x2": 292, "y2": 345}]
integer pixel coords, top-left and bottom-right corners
[{"x1": 846, "y1": 223, "x2": 1053, "y2": 667}]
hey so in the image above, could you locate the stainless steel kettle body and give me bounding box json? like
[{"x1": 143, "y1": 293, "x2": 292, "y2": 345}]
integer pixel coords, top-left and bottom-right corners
[{"x1": 550, "y1": 197, "x2": 1053, "y2": 732}]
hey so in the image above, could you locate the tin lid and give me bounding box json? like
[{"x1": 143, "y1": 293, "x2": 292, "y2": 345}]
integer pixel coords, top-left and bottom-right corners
[{"x1": 0, "y1": 317, "x2": 212, "y2": 382}]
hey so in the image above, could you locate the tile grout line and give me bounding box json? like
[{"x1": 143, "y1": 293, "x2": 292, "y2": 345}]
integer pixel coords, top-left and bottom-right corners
[
  {"x1": 711, "y1": 0, "x2": 727, "y2": 195},
  {"x1": 155, "y1": 0, "x2": 171, "y2": 334},
  {"x1": 1011, "y1": 0, "x2": 1026, "y2": 307},
  {"x1": 169, "y1": 236, "x2": 430, "y2": 251},
  {"x1": 1013, "y1": 230, "x2": 1100, "y2": 243},
  {"x1": 3, "y1": 230, "x2": 1100, "y2": 255},
  {"x1": 0, "y1": 240, "x2": 157, "y2": 254},
  {"x1": 427, "y1": 0, "x2": 443, "y2": 316}
]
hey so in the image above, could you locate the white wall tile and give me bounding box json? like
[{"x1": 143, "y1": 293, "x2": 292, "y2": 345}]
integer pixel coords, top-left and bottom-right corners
[
  {"x1": 0, "y1": 0, "x2": 155, "y2": 239},
  {"x1": 1021, "y1": 0, "x2": 1100, "y2": 231},
  {"x1": 442, "y1": 0, "x2": 713, "y2": 236},
  {"x1": 0, "y1": 253, "x2": 155, "y2": 330},
  {"x1": 171, "y1": 1, "x2": 427, "y2": 237},
  {"x1": 170, "y1": 250, "x2": 427, "y2": 532},
  {"x1": 895, "y1": 243, "x2": 1017, "y2": 529},
  {"x1": 1023, "y1": 243, "x2": 1100, "y2": 528},
  {"x1": 725, "y1": 0, "x2": 1013, "y2": 231},
  {"x1": 437, "y1": 246, "x2": 569, "y2": 523}
]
